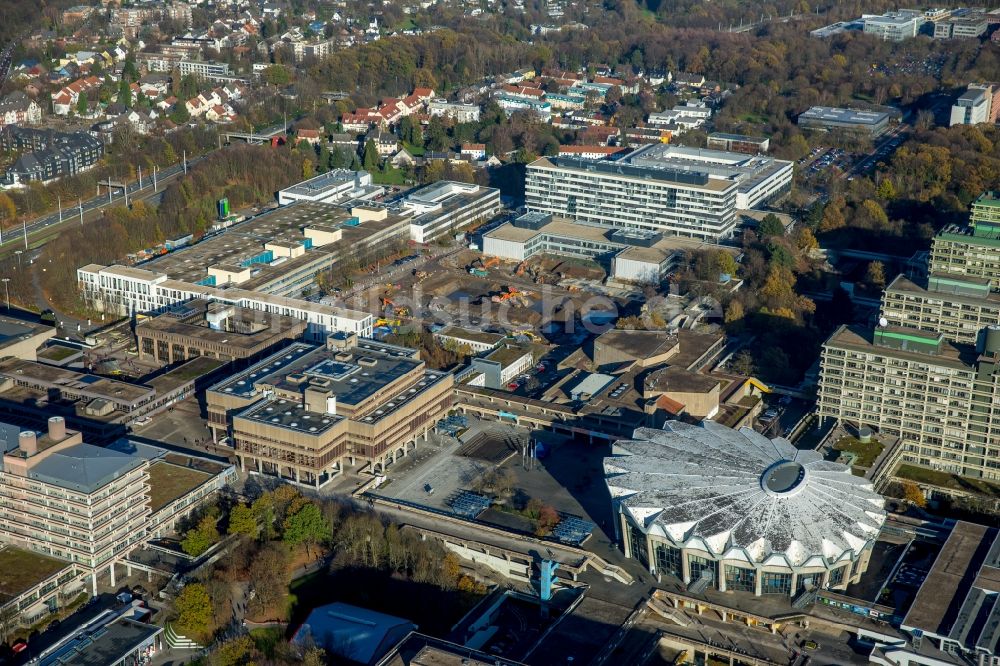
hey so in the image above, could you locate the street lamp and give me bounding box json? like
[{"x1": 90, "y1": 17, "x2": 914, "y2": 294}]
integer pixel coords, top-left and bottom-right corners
[
  {"x1": 14, "y1": 250, "x2": 21, "y2": 267},
  {"x1": 1, "y1": 278, "x2": 9, "y2": 311}
]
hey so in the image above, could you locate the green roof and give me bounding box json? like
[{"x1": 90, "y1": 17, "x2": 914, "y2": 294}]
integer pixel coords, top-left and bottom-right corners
[{"x1": 0, "y1": 546, "x2": 71, "y2": 604}]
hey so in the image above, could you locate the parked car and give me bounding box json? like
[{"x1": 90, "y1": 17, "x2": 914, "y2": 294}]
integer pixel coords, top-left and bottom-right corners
[{"x1": 12, "y1": 639, "x2": 27, "y2": 654}]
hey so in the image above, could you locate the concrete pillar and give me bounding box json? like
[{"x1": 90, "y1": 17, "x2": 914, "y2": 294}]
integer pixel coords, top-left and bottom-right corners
[
  {"x1": 295, "y1": 468, "x2": 301, "y2": 483},
  {"x1": 91, "y1": 573, "x2": 98, "y2": 596},
  {"x1": 315, "y1": 473, "x2": 321, "y2": 490},
  {"x1": 720, "y1": 611, "x2": 727, "y2": 622},
  {"x1": 126, "y1": 564, "x2": 132, "y2": 577},
  {"x1": 681, "y1": 551, "x2": 691, "y2": 585},
  {"x1": 619, "y1": 512, "x2": 631, "y2": 558},
  {"x1": 423, "y1": 430, "x2": 428, "y2": 441},
  {"x1": 755, "y1": 567, "x2": 763, "y2": 596},
  {"x1": 147, "y1": 570, "x2": 152, "y2": 582},
  {"x1": 717, "y1": 562, "x2": 726, "y2": 592},
  {"x1": 109, "y1": 562, "x2": 116, "y2": 587}
]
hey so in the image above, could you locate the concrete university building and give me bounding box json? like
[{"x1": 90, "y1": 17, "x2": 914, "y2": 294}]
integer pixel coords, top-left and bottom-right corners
[
  {"x1": 207, "y1": 333, "x2": 452, "y2": 486},
  {"x1": 817, "y1": 325, "x2": 1000, "y2": 478},
  {"x1": 524, "y1": 144, "x2": 792, "y2": 242},
  {"x1": 605, "y1": 421, "x2": 886, "y2": 597}
]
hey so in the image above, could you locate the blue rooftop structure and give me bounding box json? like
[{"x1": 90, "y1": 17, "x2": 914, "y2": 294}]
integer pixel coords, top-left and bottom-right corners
[{"x1": 292, "y1": 602, "x2": 415, "y2": 665}]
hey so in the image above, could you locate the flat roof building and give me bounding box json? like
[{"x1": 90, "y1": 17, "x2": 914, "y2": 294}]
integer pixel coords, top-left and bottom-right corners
[
  {"x1": 950, "y1": 85, "x2": 992, "y2": 126},
  {"x1": 524, "y1": 144, "x2": 791, "y2": 241},
  {"x1": 862, "y1": 10, "x2": 924, "y2": 41},
  {"x1": 432, "y1": 326, "x2": 505, "y2": 354},
  {"x1": 880, "y1": 273, "x2": 1000, "y2": 346},
  {"x1": 136, "y1": 299, "x2": 308, "y2": 365},
  {"x1": 0, "y1": 545, "x2": 85, "y2": 630},
  {"x1": 277, "y1": 169, "x2": 383, "y2": 206},
  {"x1": 797, "y1": 106, "x2": 890, "y2": 136},
  {"x1": 395, "y1": 181, "x2": 501, "y2": 244},
  {"x1": 930, "y1": 192, "x2": 1000, "y2": 289},
  {"x1": 606, "y1": 421, "x2": 885, "y2": 596},
  {"x1": 896, "y1": 522, "x2": 1000, "y2": 665},
  {"x1": 525, "y1": 155, "x2": 740, "y2": 241},
  {"x1": 817, "y1": 324, "x2": 1000, "y2": 479},
  {"x1": 0, "y1": 315, "x2": 55, "y2": 361},
  {"x1": 0, "y1": 357, "x2": 220, "y2": 441},
  {"x1": 76, "y1": 202, "x2": 399, "y2": 339},
  {"x1": 0, "y1": 417, "x2": 149, "y2": 595},
  {"x1": 207, "y1": 334, "x2": 453, "y2": 486},
  {"x1": 624, "y1": 144, "x2": 793, "y2": 210},
  {"x1": 707, "y1": 132, "x2": 770, "y2": 154},
  {"x1": 483, "y1": 213, "x2": 706, "y2": 283},
  {"x1": 468, "y1": 343, "x2": 533, "y2": 389}
]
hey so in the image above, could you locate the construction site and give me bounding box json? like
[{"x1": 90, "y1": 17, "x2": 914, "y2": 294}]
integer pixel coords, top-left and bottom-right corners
[{"x1": 338, "y1": 246, "x2": 640, "y2": 340}]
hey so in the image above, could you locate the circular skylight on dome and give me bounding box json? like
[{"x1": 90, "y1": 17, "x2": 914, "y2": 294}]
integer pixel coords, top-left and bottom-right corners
[{"x1": 604, "y1": 421, "x2": 886, "y2": 566}]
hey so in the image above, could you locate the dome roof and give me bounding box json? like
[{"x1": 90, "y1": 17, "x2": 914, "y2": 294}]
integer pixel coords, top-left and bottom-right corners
[{"x1": 604, "y1": 421, "x2": 886, "y2": 567}]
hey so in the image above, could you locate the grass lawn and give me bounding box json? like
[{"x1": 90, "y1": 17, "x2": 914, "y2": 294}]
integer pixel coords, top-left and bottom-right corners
[
  {"x1": 373, "y1": 166, "x2": 407, "y2": 185},
  {"x1": 0, "y1": 547, "x2": 70, "y2": 601},
  {"x1": 897, "y1": 464, "x2": 1000, "y2": 498},
  {"x1": 738, "y1": 112, "x2": 769, "y2": 124},
  {"x1": 833, "y1": 436, "x2": 884, "y2": 469},
  {"x1": 250, "y1": 627, "x2": 286, "y2": 657},
  {"x1": 402, "y1": 141, "x2": 425, "y2": 157},
  {"x1": 147, "y1": 461, "x2": 211, "y2": 512}
]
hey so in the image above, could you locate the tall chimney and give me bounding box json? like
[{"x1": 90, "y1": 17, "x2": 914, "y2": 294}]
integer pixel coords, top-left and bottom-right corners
[
  {"x1": 48, "y1": 416, "x2": 66, "y2": 442},
  {"x1": 18, "y1": 431, "x2": 37, "y2": 456}
]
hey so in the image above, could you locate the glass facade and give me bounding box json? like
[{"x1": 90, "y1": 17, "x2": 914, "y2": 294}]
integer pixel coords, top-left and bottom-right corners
[
  {"x1": 724, "y1": 565, "x2": 756, "y2": 593},
  {"x1": 761, "y1": 571, "x2": 792, "y2": 595},
  {"x1": 828, "y1": 565, "x2": 846, "y2": 587},
  {"x1": 654, "y1": 542, "x2": 682, "y2": 579},
  {"x1": 688, "y1": 554, "x2": 717, "y2": 584},
  {"x1": 629, "y1": 524, "x2": 648, "y2": 567}
]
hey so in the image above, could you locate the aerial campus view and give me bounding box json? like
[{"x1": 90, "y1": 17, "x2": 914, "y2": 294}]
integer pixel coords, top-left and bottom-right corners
[{"x1": 5, "y1": 2, "x2": 1000, "y2": 666}]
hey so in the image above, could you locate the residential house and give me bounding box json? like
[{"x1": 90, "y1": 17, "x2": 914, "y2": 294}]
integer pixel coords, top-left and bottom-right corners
[
  {"x1": 460, "y1": 143, "x2": 486, "y2": 160},
  {"x1": 0, "y1": 92, "x2": 43, "y2": 127}
]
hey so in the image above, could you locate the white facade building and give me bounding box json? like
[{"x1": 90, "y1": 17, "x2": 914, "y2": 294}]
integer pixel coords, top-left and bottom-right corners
[
  {"x1": 524, "y1": 156, "x2": 740, "y2": 241},
  {"x1": 278, "y1": 170, "x2": 381, "y2": 206},
  {"x1": 950, "y1": 85, "x2": 993, "y2": 127},
  {"x1": 398, "y1": 181, "x2": 501, "y2": 244},
  {"x1": 77, "y1": 264, "x2": 373, "y2": 339},
  {"x1": 607, "y1": 421, "x2": 886, "y2": 596},
  {"x1": 427, "y1": 99, "x2": 481, "y2": 123}
]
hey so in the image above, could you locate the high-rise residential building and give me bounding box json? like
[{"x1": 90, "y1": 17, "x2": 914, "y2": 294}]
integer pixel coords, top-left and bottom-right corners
[
  {"x1": 929, "y1": 192, "x2": 1000, "y2": 288},
  {"x1": 816, "y1": 324, "x2": 1000, "y2": 479}
]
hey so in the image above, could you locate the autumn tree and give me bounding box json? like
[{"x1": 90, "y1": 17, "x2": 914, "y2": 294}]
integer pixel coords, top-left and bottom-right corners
[
  {"x1": 175, "y1": 583, "x2": 213, "y2": 640},
  {"x1": 0, "y1": 193, "x2": 15, "y2": 229},
  {"x1": 283, "y1": 501, "x2": 329, "y2": 555},
  {"x1": 182, "y1": 514, "x2": 220, "y2": 556},
  {"x1": 866, "y1": 261, "x2": 886, "y2": 288},
  {"x1": 902, "y1": 481, "x2": 926, "y2": 508},
  {"x1": 228, "y1": 503, "x2": 257, "y2": 537}
]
